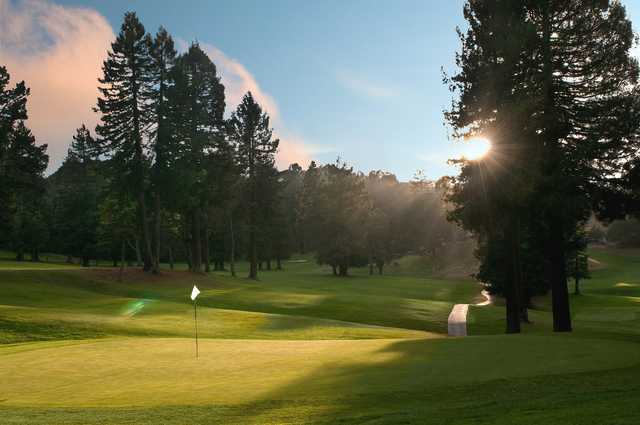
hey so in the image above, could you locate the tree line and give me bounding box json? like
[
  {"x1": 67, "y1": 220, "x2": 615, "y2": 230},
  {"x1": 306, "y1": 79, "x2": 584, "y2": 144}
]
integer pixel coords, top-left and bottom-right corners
[
  {"x1": 0, "y1": 12, "x2": 464, "y2": 279},
  {"x1": 445, "y1": 0, "x2": 640, "y2": 333}
]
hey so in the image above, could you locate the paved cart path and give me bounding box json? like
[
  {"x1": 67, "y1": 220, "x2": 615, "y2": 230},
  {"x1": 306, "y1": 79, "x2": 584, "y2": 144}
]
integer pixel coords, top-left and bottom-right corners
[{"x1": 447, "y1": 290, "x2": 491, "y2": 336}]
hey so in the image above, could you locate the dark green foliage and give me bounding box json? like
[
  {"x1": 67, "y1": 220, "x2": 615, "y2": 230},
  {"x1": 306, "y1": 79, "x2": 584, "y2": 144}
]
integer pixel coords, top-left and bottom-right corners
[
  {"x1": 49, "y1": 126, "x2": 103, "y2": 266},
  {"x1": 5, "y1": 123, "x2": 49, "y2": 261},
  {"x1": 167, "y1": 42, "x2": 226, "y2": 273},
  {"x1": 607, "y1": 219, "x2": 640, "y2": 247},
  {"x1": 307, "y1": 160, "x2": 369, "y2": 276},
  {"x1": 229, "y1": 92, "x2": 279, "y2": 279},
  {"x1": 149, "y1": 26, "x2": 177, "y2": 273},
  {"x1": 446, "y1": 0, "x2": 640, "y2": 333},
  {"x1": 0, "y1": 66, "x2": 31, "y2": 244},
  {"x1": 96, "y1": 12, "x2": 156, "y2": 271}
]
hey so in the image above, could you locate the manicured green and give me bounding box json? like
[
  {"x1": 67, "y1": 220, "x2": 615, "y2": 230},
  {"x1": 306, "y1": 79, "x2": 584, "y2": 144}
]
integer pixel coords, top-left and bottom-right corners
[{"x1": 1, "y1": 249, "x2": 639, "y2": 424}]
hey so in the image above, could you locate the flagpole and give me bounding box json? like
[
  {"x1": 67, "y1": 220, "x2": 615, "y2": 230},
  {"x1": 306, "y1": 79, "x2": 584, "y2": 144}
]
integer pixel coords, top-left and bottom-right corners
[
  {"x1": 194, "y1": 299, "x2": 199, "y2": 358},
  {"x1": 190, "y1": 285, "x2": 201, "y2": 359}
]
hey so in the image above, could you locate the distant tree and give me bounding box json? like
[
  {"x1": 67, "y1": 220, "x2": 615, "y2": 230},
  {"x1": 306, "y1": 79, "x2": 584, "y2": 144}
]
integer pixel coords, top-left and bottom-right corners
[
  {"x1": 49, "y1": 126, "x2": 103, "y2": 266},
  {"x1": 255, "y1": 165, "x2": 293, "y2": 270},
  {"x1": 296, "y1": 161, "x2": 321, "y2": 254},
  {"x1": 229, "y1": 92, "x2": 279, "y2": 279},
  {"x1": 0, "y1": 66, "x2": 30, "y2": 244},
  {"x1": 607, "y1": 219, "x2": 640, "y2": 247},
  {"x1": 96, "y1": 12, "x2": 156, "y2": 272},
  {"x1": 6, "y1": 123, "x2": 49, "y2": 260},
  {"x1": 365, "y1": 206, "x2": 390, "y2": 275},
  {"x1": 98, "y1": 194, "x2": 138, "y2": 281},
  {"x1": 312, "y1": 161, "x2": 369, "y2": 276},
  {"x1": 568, "y1": 253, "x2": 589, "y2": 296}
]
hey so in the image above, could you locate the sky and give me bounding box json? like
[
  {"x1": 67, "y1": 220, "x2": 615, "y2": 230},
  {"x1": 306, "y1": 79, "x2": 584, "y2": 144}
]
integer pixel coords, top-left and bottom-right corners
[{"x1": 2, "y1": 0, "x2": 640, "y2": 180}]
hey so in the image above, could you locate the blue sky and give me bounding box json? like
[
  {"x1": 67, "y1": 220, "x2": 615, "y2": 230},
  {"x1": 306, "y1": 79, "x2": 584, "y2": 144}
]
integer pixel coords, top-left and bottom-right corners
[
  {"x1": 55, "y1": 0, "x2": 467, "y2": 180},
  {"x1": 4, "y1": 0, "x2": 640, "y2": 180}
]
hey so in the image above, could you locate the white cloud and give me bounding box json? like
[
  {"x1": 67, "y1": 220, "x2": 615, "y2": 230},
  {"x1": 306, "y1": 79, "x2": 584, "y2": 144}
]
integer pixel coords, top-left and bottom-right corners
[
  {"x1": 1, "y1": 0, "x2": 324, "y2": 172},
  {"x1": 335, "y1": 69, "x2": 397, "y2": 99},
  {"x1": 179, "y1": 39, "x2": 331, "y2": 169},
  {"x1": 0, "y1": 0, "x2": 115, "y2": 172}
]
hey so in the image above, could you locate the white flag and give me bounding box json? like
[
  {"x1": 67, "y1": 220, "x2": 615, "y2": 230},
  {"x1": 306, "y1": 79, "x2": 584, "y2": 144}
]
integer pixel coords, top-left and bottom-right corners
[{"x1": 190, "y1": 285, "x2": 200, "y2": 301}]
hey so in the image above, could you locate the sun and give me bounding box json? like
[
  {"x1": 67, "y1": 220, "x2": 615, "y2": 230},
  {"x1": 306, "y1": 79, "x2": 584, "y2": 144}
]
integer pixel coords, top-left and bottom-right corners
[{"x1": 461, "y1": 137, "x2": 492, "y2": 160}]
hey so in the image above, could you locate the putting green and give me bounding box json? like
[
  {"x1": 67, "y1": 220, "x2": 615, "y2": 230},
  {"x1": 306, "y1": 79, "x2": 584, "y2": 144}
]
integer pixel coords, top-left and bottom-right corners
[{"x1": 1, "y1": 335, "x2": 637, "y2": 408}]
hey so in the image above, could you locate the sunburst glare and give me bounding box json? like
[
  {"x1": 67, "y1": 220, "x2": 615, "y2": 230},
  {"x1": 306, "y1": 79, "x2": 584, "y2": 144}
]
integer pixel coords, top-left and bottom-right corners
[{"x1": 460, "y1": 137, "x2": 492, "y2": 160}]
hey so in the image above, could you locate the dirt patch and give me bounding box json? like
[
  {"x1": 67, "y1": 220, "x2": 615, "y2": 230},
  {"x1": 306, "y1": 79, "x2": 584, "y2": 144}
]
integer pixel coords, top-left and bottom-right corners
[{"x1": 88, "y1": 267, "x2": 211, "y2": 286}]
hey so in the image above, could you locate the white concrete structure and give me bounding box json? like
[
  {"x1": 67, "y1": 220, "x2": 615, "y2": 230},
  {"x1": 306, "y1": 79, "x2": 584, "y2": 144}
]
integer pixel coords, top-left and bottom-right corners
[{"x1": 447, "y1": 289, "x2": 492, "y2": 336}]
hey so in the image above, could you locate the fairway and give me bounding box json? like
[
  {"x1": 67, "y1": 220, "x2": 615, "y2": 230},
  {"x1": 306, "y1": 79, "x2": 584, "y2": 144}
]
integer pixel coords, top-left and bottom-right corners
[
  {"x1": 4, "y1": 2, "x2": 640, "y2": 423},
  {"x1": 1, "y1": 249, "x2": 640, "y2": 424}
]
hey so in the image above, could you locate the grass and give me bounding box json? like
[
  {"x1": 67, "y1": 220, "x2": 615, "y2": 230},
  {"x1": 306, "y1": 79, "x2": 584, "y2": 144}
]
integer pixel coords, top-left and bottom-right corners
[
  {"x1": 1, "y1": 249, "x2": 639, "y2": 424},
  {"x1": 467, "y1": 246, "x2": 640, "y2": 342}
]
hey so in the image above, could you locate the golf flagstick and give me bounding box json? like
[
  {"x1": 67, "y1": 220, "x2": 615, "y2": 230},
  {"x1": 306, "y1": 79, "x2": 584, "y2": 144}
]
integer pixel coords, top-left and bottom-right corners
[{"x1": 191, "y1": 285, "x2": 201, "y2": 358}]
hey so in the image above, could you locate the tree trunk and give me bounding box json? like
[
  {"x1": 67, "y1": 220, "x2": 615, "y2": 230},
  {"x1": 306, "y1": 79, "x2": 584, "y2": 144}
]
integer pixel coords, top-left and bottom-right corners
[
  {"x1": 266, "y1": 259, "x2": 271, "y2": 271},
  {"x1": 168, "y1": 245, "x2": 174, "y2": 270},
  {"x1": 191, "y1": 209, "x2": 202, "y2": 273},
  {"x1": 338, "y1": 263, "x2": 348, "y2": 276},
  {"x1": 118, "y1": 240, "x2": 125, "y2": 282},
  {"x1": 368, "y1": 250, "x2": 374, "y2": 275},
  {"x1": 152, "y1": 193, "x2": 161, "y2": 274},
  {"x1": 505, "y1": 219, "x2": 522, "y2": 334},
  {"x1": 575, "y1": 277, "x2": 580, "y2": 295},
  {"x1": 548, "y1": 222, "x2": 572, "y2": 332},
  {"x1": 248, "y1": 171, "x2": 258, "y2": 279},
  {"x1": 276, "y1": 257, "x2": 282, "y2": 270},
  {"x1": 248, "y1": 225, "x2": 258, "y2": 279},
  {"x1": 229, "y1": 212, "x2": 236, "y2": 277},
  {"x1": 541, "y1": 2, "x2": 571, "y2": 333},
  {"x1": 135, "y1": 238, "x2": 142, "y2": 267},
  {"x1": 332, "y1": 264, "x2": 337, "y2": 276},
  {"x1": 377, "y1": 262, "x2": 384, "y2": 275},
  {"x1": 31, "y1": 248, "x2": 40, "y2": 262},
  {"x1": 203, "y1": 221, "x2": 210, "y2": 273},
  {"x1": 82, "y1": 255, "x2": 89, "y2": 267},
  {"x1": 138, "y1": 191, "x2": 153, "y2": 272}
]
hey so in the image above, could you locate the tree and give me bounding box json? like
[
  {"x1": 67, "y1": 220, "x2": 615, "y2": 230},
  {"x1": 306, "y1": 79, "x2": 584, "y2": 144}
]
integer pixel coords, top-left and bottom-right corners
[
  {"x1": 96, "y1": 12, "x2": 156, "y2": 272},
  {"x1": 0, "y1": 66, "x2": 30, "y2": 243},
  {"x1": 296, "y1": 161, "x2": 321, "y2": 254},
  {"x1": 98, "y1": 194, "x2": 138, "y2": 281},
  {"x1": 49, "y1": 126, "x2": 103, "y2": 266},
  {"x1": 149, "y1": 26, "x2": 177, "y2": 274},
  {"x1": 229, "y1": 92, "x2": 279, "y2": 279},
  {"x1": 445, "y1": 0, "x2": 537, "y2": 333},
  {"x1": 530, "y1": 0, "x2": 639, "y2": 332},
  {"x1": 5, "y1": 123, "x2": 49, "y2": 260},
  {"x1": 446, "y1": 0, "x2": 640, "y2": 333},
  {"x1": 311, "y1": 161, "x2": 369, "y2": 276},
  {"x1": 365, "y1": 206, "x2": 390, "y2": 275},
  {"x1": 168, "y1": 42, "x2": 226, "y2": 273}
]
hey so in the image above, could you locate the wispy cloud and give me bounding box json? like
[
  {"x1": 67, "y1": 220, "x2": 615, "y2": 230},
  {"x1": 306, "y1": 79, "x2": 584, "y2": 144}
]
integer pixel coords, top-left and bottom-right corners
[
  {"x1": 175, "y1": 39, "x2": 330, "y2": 169},
  {"x1": 335, "y1": 69, "x2": 397, "y2": 99},
  {"x1": 0, "y1": 0, "x2": 115, "y2": 172},
  {"x1": 0, "y1": 0, "x2": 323, "y2": 173}
]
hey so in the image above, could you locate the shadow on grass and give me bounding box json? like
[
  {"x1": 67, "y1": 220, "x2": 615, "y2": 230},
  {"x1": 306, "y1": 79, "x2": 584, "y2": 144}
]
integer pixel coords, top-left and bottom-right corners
[{"x1": 232, "y1": 335, "x2": 640, "y2": 424}]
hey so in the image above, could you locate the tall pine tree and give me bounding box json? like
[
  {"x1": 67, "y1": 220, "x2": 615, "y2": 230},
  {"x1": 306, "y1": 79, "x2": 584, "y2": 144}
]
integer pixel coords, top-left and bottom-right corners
[
  {"x1": 149, "y1": 26, "x2": 177, "y2": 274},
  {"x1": 229, "y1": 92, "x2": 279, "y2": 279},
  {"x1": 96, "y1": 12, "x2": 156, "y2": 272},
  {"x1": 168, "y1": 43, "x2": 226, "y2": 273}
]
